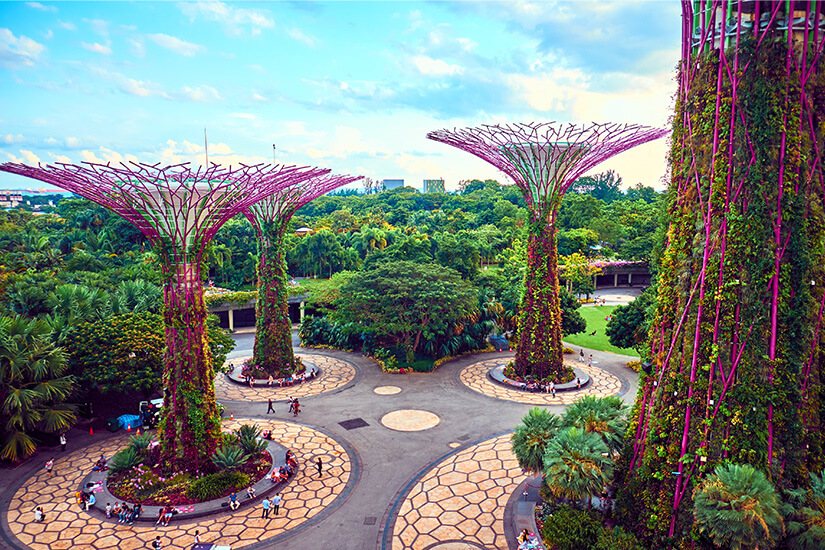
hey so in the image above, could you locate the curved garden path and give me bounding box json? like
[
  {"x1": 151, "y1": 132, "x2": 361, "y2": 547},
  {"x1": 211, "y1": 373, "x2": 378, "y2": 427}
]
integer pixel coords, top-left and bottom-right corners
[{"x1": 4, "y1": 417, "x2": 354, "y2": 550}]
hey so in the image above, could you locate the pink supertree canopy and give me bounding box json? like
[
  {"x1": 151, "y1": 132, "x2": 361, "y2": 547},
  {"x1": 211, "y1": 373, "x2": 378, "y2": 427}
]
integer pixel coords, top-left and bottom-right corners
[{"x1": 427, "y1": 122, "x2": 669, "y2": 218}]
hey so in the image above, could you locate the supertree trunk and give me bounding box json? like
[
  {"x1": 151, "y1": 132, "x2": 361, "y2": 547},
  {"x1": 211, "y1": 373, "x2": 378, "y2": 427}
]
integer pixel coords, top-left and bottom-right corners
[
  {"x1": 159, "y1": 262, "x2": 221, "y2": 472},
  {"x1": 614, "y1": 3, "x2": 825, "y2": 547},
  {"x1": 251, "y1": 222, "x2": 296, "y2": 375},
  {"x1": 515, "y1": 220, "x2": 564, "y2": 380}
]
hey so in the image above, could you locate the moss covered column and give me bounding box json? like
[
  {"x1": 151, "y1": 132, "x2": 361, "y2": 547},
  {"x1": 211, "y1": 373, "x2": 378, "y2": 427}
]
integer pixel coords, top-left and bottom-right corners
[
  {"x1": 515, "y1": 216, "x2": 565, "y2": 381},
  {"x1": 251, "y1": 221, "x2": 297, "y2": 376},
  {"x1": 158, "y1": 262, "x2": 221, "y2": 473}
]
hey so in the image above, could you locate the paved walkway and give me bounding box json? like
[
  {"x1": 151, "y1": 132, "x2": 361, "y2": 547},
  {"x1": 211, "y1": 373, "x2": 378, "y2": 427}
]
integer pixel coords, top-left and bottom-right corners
[
  {"x1": 3, "y1": 418, "x2": 354, "y2": 550},
  {"x1": 215, "y1": 352, "x2": 358, "y2": 402},
  {"x1": 1, "y1": 337, "x2": 639, "y2": 550}
]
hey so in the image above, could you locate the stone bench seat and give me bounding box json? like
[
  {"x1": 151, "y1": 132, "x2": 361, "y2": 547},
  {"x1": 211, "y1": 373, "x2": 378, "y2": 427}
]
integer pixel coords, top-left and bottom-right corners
[{"x1": 488, "y1": 365, "x2": 590, "y2": 392}]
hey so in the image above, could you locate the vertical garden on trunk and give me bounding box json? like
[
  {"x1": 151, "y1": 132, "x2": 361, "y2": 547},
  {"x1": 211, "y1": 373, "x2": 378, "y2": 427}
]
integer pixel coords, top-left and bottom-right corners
[{"x1": 615, "y1": 3, "x2": 825, "y2": 547}]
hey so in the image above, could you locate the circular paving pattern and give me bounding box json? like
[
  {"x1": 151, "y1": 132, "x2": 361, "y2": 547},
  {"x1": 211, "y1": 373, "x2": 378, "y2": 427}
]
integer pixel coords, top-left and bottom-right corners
[
  {"x1": 374, "y1": 386, "x2": 402, "y2": 395},
  {"x1": 389, "y1": 433, "x2": 524, "y2": 550},
  {"x1": 459, "y1": 358, "x2": 623, "y2": 405},
  {"x1": 381, "y1": 410, "x2": 441, "y2": 432},
  {"x1": 6, "y1": 417, "x2": 354, "y2": 550},
  {"x1": 215, "y1": 353, "x2": 357, "y2": 402}
]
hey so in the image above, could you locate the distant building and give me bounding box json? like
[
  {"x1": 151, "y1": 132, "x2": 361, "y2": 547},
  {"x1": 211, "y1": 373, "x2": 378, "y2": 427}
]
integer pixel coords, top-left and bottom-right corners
[
  {"x1": 0, "y1": 194, "x2": 23, "y2": 208},
  {"x1": 423, "y1": 179, "x2": 445, "y2": 194},
  {"x1": 382, "y1": 179, "x2": 404, "y2": 191}
]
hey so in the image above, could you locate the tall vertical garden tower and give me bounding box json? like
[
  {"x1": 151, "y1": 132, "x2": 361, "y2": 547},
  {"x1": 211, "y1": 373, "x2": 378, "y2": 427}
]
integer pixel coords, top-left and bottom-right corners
[
  {"x1": 244, "y1": 173, "x2": 362, "y2": 376},
  {"x1": 0, "y1": 160, "x2": 326, "y2": 472},
  {"x1": 616, "y1": 1, "x2": 825, "y2": 546},
  {"x1": 427, "y1": 122, "x2": 666, "y2": 381}
]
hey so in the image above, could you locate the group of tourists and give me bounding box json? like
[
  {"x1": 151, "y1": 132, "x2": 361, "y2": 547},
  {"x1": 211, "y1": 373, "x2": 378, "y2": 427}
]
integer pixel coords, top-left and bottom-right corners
[
  {"x1": 104, "y1": 501, "x2": 142, "y2": 524},
  {"x1": 271, "y1": 450, "x2": 298, "y2": 483}
]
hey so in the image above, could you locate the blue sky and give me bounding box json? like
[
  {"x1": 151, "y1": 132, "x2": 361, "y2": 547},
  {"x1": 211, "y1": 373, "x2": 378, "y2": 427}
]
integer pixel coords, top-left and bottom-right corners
[{"x1": 0, "y1": 1, "x2": 681, "y2": 192}]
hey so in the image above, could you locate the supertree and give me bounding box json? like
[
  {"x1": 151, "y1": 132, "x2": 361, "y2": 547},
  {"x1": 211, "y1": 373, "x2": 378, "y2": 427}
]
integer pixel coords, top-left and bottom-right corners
[
  {"x1": 243, "y1": 173, "x2": 362, "y2": 376},
  {"x1": 614, "y1": 2, "x2": 825, "y2": 547},
  {"x1": 427, "y1": 122, "x2": 667, "y2": 381},
  {"x1": 0, "y1": 160, "x2": 328, "y2": 472}
]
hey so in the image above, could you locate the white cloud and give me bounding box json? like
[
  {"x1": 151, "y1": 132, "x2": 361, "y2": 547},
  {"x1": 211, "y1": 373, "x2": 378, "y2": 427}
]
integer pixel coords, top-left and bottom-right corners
[
  {"x1": 251, "y1": 92, "x2": 268, "y2": 102},
  {"x1": 177, "y1": 1, "x2": 275, "y2": 37},
  {"x1": 49, "y1": 153, "x2": 72, "y2": 164},
  {"x1": 20, "y1": 150, "x2": 40, "y2": 164},
  {"x1": 305, "y1": 126, "x2": 387, "y2": 160},
  {"x1": 412, "y1": 55, "x2": 463, "y2": 76},
  {"x1": 97, "y1": 147, "x2": 138, "y2": 165},
  {"x1": 3, "y1": 134, "x2": 24, "y2": 144},
  {"x1": 211, "y1": 143, "x2": 233, "y2": 155},
  {"x1": 58, "y1": 20, "x2": 76, "y2": 31},
  {"x1": 80, "y1": 150, "x2": 105, "y2": 163},
  {"x1": 45, "y1": 137, "x2": 58, "y2": 145},
  {"x1": 122, "y1": 77, "x2": 161, "y2": 97},
  {"x1": 128, "y1": 37, "x2": 146, "y2": 58},
  {"x1": 82, "y1": 41, "x2": 112, "y2": 55},
  {"x1": 180, "y1": 85, "x2": 222, "y2": 103},
  {"x1": 0, "y1": 28, "x2": 46, "y2": 69},
  {"x1": 147, "y1": 33, "x2": 204, "y2": 56},
  {"x1": 4, "y1": 152, "x2": 24, "y2": 163},
  {"x1": 66, "y1": 136, "x2": 80, "y2": 147},
  {"x1": 26, "y1": 2, "x2": 57, "y2": 13},
  {"x1": 44, "y1": 30, "x2": 53, "y2": 40},
  {"x1": 84, "y1": 18, "x2": 109, "y2": 36},
  {"x1": 286, "y1": 28, "x2": 318, "y2": 47}
]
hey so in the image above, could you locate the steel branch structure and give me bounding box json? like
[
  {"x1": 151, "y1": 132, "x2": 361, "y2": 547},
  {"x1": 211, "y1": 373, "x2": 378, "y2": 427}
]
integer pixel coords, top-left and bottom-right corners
[
  {"x1": 617, "y1": 2, "x2": 825, "y2": 546},
  {"x1": 428, "y1": 122, "x2": 667, "y2": 381},
  {"x1": 243, "y1": 173, "x2": 363, "y2": 376},
  {"x1": 0, "y1": 160, "x2": 329, "y2": 472}
]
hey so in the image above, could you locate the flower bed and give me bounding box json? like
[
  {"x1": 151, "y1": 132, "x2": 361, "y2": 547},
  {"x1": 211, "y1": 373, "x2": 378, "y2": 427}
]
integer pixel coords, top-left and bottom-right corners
[{"x1": 108, "y1": 450, "x2": 272, "y2": 506}]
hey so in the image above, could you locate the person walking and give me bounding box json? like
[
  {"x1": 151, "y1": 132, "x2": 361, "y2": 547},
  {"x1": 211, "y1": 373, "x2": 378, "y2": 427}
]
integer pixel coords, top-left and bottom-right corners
[
  {"x1": 579, "y1": 349, "x2": 585, "y2": 363},
  {"x1": 45, "y1": 458, "x2": 54, "y2": 478},
  {"x1": 550, "y1": 381, "x2": 556, "y2": 398},
  {"x1": 60, "y1": 433, "x2": 67, "y2": 452},
  {"x1": 261, "y1": 497, "x2": 271, "y2": 519},
  {"x1": 194, "y1": 530, "x2": 202, "y2": 543},
  {"x1": 272, "y1": 494, "x2": 282, "y2": 515},
  {"x1": 267, "y1": 398, "x2": 275, "y2": 414},
  {"x1": 293, "y1": 399, "x2": 300, "y2": 417},
  {"x1": 288, "y1": 397, "x2": 295, "y2": 414},
  {"x1": 315, "y1": 457, "x2": 323, "y2": 478}
]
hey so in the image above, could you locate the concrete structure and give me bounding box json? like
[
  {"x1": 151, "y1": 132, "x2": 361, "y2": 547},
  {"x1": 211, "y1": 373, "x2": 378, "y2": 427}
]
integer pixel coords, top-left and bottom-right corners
[
  {"x1": 422, "y1": 178, "x2": 445, "y2": 193},
  {"x1": 209, "y1": 293, "x2": 308, "y2": 331},
  {"x1": 381, "y1": 179, "x2": 404, "y2": 191}
]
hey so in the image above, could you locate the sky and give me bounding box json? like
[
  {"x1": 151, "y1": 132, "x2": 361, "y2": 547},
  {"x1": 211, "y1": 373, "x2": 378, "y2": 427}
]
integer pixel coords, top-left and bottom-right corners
[{"x1": 0, "y1": 1, "x2": 682, "y2": 192}]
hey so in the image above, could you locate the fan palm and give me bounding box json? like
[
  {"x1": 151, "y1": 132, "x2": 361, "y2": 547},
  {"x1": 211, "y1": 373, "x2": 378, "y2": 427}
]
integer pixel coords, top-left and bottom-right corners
[
  {"x1": 693, "y1": 463, "x2": 784, "y2": 550},
  {"x1": 0, "y1": 316, "x2": 75, "y2": 461},
  {"x1": 562, "y1": 395, "x2": 628, "y2": 453},
  {"x1": 543, "y1": 426, "x2": 613, "y2": 504},
  {"x1": 511, "y1": 407, "x2": 561, "y2": 474},
  {"x1": 786, "y1": 470, "x2": 825, "y2": 549}
]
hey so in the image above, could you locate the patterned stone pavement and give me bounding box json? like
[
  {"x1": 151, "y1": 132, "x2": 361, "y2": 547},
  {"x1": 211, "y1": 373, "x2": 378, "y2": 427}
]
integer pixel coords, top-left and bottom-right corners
[
  {"x1": 459, "y1": 357, "x2": 623, "y2": 405},
  {"x1": 5, "y1": 417, "x2": 354, "y2": 550},
  {"x1": 215, "y1": 352, "x2": 357, "y2": 402},
  {"x1": 389, "y1": 433, "x2": 524, "y2": 550}
]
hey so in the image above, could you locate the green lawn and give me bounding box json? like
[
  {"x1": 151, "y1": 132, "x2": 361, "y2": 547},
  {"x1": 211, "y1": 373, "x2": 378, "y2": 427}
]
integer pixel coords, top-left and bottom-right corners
[{"x1": 563, "y1": 305, "x2": 639, "y2": 357}]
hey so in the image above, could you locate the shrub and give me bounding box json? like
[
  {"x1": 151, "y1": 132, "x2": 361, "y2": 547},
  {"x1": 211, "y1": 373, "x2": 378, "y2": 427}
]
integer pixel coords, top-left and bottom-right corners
[
  {"x1": 541, "y1": 506, "x2": 602, "y2": 550},
  {"x1": 563, "y1": 346, "x2": 575, "y2": 354},
  {"x1": 595, "y1": 527, "x2": 645, "y2": 550},
  {"x1": 109, "y1": 447, "x2": 143, "y2": 473},
  {"x1": 127, "y1": 433, "x2": 152, "y2": 454},
  {"x1": 626, "y1": 360, "x2": 641, "y2": 372},
  {"x1": 211, "y1": 445, "x2": 249, "y2": 471},
  {"x1": 186, "y1": 471, "x2": 250, "y2": 501}
]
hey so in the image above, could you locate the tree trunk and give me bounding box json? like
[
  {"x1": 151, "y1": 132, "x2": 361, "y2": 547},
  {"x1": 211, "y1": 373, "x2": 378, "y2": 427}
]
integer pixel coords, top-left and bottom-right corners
[
  {"x1": 159, "y1": 262, "x2": 221, "y2": 473},
  {"x1": 252, "y1": 226, "x2": 297, "y2": 376},
  {"x1": 515, "y1": 220, "x2": 566, "y2": 381}
]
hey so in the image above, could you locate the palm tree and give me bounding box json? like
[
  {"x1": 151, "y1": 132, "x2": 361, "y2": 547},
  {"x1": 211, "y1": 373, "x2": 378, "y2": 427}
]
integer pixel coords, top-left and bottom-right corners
[
  {"x1": 693, "y1": 463, "x2": 784, "y2": 550},
  {"x1": 110, "y1": 279, "x2": 162, "y2": 315},
  {"x1": 786, "y1": 470, "x2": 825, "y2": 549},
  {"x1": 511, "y1": 407, "x2": 562, "y2": 474},
  {"x1": 562, "y1": 395, "x2": 628, "y2": 453},
  {"x1": 0, "y1": 316, "x2": 75, "y2": 461},
  {"x1": 543, "y1": 426, "x2": 613, "y2": 505}
]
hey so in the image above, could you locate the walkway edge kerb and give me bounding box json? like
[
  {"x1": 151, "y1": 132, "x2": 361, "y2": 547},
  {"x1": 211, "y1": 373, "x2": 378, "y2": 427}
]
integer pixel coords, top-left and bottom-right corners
[{"x1": 378, "y1": 429, "x2": 514, "y2": 550}]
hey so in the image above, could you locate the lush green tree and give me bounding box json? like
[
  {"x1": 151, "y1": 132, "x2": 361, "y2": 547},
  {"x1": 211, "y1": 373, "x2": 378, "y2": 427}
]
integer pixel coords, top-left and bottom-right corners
[
  {"x1": 511, "y1": 407, "x2": 562, "y2": 474},
  {"x1": 561, "y1": 252, "x2": 602, "y2": 298},
  {"x1": 110, "y1": 279, "x2": 162, "y2": 314},
  {"x1": 559, "y1": 287, "x2": 587, "y2": 336},
  {"x1": 334, "y1": 261, "x2": 476, "y2": 361},
  {"x1": 693, "y1": 463, "x2": 784, "y2": 550},
  {"x1": 783, "y1": 471, "x2": 825, "y2": 549},
  {"x1": 543, "y1": 427, "x2": 613, "y2": 504},
  {"x1": 605, "y1": 288, "x2": 655, "y2": 355},
  {"x1": 558, "y1": 228, "x2": 600, "y2": 257},
  {"x1": 569, "y1": 170, "x2": 624, "y2": 203},
  {"x1": 435, "y1": 232, "x2": 480, "y2": 279},
  {"x1": 541, "y1": 506, "x2": 603, "y2": 550},
  {"x1": 595, "y1": 527, "x2": 645, "y2": 550},
  {"x1": 0, "y1": 316, "x2": 75, "y2": 461}
]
